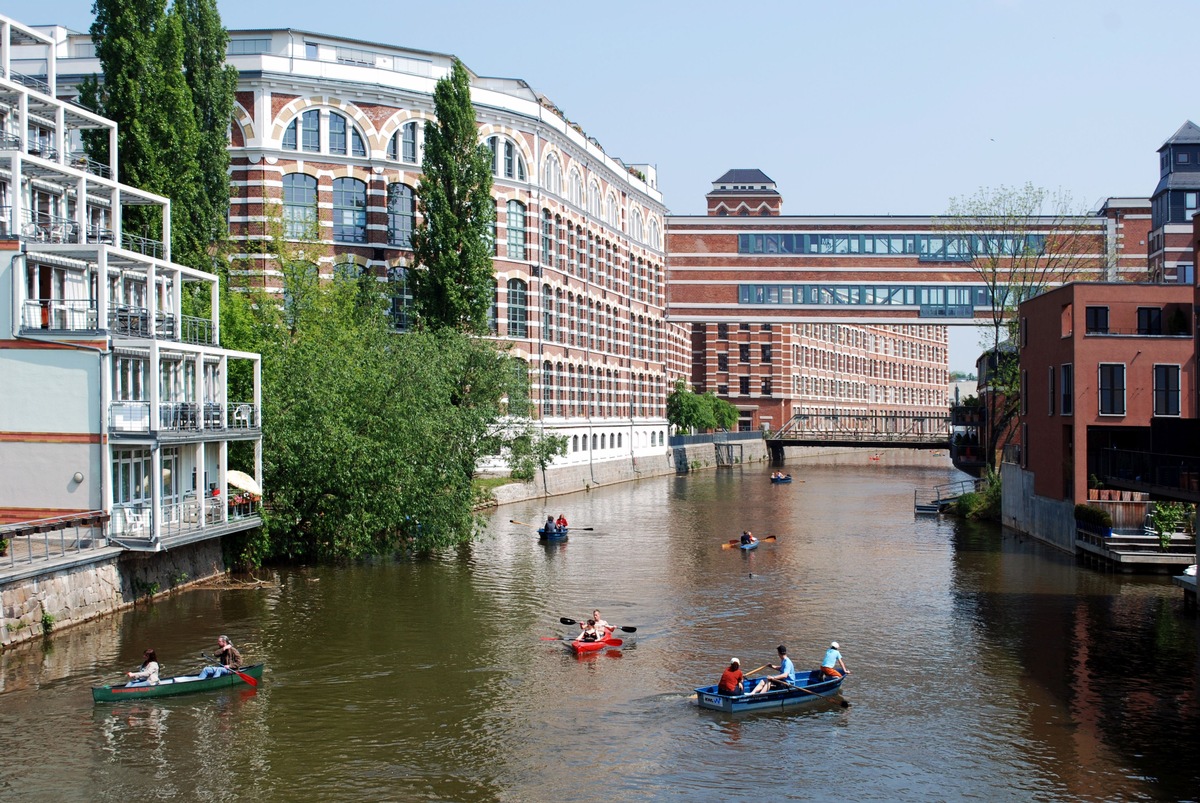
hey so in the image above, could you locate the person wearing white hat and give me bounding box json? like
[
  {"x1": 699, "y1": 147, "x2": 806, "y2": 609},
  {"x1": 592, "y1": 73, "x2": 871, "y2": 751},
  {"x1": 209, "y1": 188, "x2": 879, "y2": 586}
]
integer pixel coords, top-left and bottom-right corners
[
  {"x1": 821, "y1": 641, "x2": 848, "y2": 679},
  {"x1": 717, "y1": 657, "x2": 744, "y2": 695}
]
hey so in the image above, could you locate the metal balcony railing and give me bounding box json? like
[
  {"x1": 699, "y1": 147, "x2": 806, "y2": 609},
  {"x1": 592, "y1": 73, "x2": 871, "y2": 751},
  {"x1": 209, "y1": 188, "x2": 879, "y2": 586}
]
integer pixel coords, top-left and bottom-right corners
[
  {"x1": 109, "y1": 401, "x2": 151, "y2": 432},
  {"x1": 227, "y1": 402, "x2": 260, "y2": 430},
  {"x1": 121, "y1": 232, "x2": 164, "y2": 259},
  {"x1": 0, "y1": 511, "x2": 110, "y2": 570},
  {"x1": 21, "y1": 212, "x2": 81, "y2": 244},
  {"x1": 67, "y1": 150, "x2": 112, "y2": 178},
  {"x1": 20, "y1": 299, "x2": 99, "y2": 331},
  {"x1": 107, "y1": 306, "x2": 176, "y2": 339},
  {"x1": 180, "y1": 314, "x2": 215, "y2": 345}
]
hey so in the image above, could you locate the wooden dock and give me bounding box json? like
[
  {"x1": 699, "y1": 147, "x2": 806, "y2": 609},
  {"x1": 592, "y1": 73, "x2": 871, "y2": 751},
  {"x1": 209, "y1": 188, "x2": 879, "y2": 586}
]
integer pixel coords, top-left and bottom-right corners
[{"x1": 1075, "y1": 527, "x2": 1196, "y2": 573}]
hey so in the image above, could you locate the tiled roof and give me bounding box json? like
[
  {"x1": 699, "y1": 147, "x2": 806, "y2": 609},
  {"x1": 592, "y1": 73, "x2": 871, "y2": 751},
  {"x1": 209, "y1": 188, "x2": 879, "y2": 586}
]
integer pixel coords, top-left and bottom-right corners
[
  {"x1": 713, "y1": 169, "x2": 775, "y2": 185},
  {"x1": 1160, "y1": 121, "x2": 1200, "y2": 149}
]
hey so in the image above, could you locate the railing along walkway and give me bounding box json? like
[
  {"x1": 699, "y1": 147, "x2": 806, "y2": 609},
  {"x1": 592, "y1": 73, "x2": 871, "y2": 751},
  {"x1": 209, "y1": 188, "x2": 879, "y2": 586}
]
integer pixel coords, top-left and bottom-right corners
[
  {"x1": 0, "y1": 511, "x2": 111, "y2": 573},
  {"x1": 914, "y1": 479, "x2": 983, "y2": 513}
]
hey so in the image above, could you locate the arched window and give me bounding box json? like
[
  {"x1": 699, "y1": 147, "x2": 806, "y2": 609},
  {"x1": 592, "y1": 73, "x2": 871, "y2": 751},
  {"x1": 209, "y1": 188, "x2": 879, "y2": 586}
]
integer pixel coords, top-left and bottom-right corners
[
  {"x1": 588, "y1": 181, "x2": 601, "y2": 218},
  {"x1": 332, "y1": 177, "x2": 367, "y2": 242},
  {"x1": 541, "y1": 209, "x2": 554, "y2": 267},
  {"x1": 396, "y1": 121, "x2": 419, "y2": 163},
  {"x1": 605, "y1": 193, "x2": 619, "y2": 227},
  {"x1": 542, "y1": 361, "x2": 553, "y2": 416},
  {"x1": 388, "y1": 183, "x2": 415, "y2": 247},
  {"x1": 329, "y1": 112, "x2": 366, "y2": 157},
  {"x1": 507, "y1": 278, "x2": 527, "y2": 338},
  {"x1": 568, "y1": 168, "x2": 582, "y2": 207},
  {"x1": 572, "y1": 435, "x2": 579, "y2": 452},
  {"x1": 282, "y1": 109, "x2": 319, "y2": 152},
  {"x1": 282, "y1": 173, "x2": 318, "y2": 239},
  {"x1": 630, "y1": 208, "x2": 644, "y2": 242},
  {"x1": 333, "y1": 261, "x2": 361, "y2": 280},
  {"x1": 486, "y1": 136, "x2": 526, "y2": 181},
  {"x1": 506, "y1": 200, "x2": 526, "y2": 260},
  {"x1": 543, "y1": 152, "x2": 561, "y2": 194},
  {"x1": 647, "y1": 217, "x2": 660, "y2": 249}
]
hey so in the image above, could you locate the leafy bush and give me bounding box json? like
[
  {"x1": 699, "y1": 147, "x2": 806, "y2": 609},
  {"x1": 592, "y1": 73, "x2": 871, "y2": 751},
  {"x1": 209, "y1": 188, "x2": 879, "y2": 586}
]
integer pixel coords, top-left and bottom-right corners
[{"x1": 1074, "y1": 504, "x2": 1113, "y2": 528}]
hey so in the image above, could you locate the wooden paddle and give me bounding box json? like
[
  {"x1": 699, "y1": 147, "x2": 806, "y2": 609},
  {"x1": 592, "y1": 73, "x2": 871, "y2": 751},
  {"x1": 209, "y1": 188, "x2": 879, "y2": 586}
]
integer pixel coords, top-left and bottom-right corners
[
  {"x1": 510, "y1": 519, "x2": 534, "y2": 527},
  {"x1": 559, "y1": 616, "x2": 636, "y2": 633},
  {"x1": 776, "y1": 675, "x2": 850, "y2": 707},
  {"x1": 721, "y1": 536, "x2": 777, "y2": 550},
  {"x1": 200, "y1": 653, "x2": 258, "y2": 687}
]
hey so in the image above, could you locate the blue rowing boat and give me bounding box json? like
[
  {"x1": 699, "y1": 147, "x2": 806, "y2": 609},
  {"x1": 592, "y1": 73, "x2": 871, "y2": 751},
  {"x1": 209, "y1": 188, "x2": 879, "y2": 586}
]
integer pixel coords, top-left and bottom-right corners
[
  {"x1": 770, "y1": 475, "x2": 793, "y2": 484},
  {"x1": 739, "y1": 540, "x2": 759, "y2": 551},
  {"x1": 694, "y1": 669, "x2": 845, "y2": 713},
  {"x1": 538, "y1": 527, "x2": 568, "y2": 541}
]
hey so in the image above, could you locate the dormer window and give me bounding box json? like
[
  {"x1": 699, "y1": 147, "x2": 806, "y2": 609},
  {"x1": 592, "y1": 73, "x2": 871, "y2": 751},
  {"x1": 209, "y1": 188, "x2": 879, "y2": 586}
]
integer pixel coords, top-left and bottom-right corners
[{"x1": 1179, "y1": 152, "x2": 1190, "y2": 164}]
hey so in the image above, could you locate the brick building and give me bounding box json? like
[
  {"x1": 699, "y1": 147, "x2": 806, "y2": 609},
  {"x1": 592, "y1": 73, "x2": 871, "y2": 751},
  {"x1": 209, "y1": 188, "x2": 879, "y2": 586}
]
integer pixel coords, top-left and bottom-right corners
[{"x1": 49, "y1": 27, "x2": 688, "y2": 466}]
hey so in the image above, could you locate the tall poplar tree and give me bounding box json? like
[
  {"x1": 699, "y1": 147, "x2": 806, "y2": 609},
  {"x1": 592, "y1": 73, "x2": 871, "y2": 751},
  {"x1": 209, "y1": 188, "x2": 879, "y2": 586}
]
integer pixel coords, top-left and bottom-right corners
[
  {"x1": 178, "y1": 0, "x2": 238, "y2": 268},
  {"x1": 410, "y1": 59, "x2": 496, "y2": 333},
  {"x1": 78, "y1": 0, "x2": 209, "y2": 269}
]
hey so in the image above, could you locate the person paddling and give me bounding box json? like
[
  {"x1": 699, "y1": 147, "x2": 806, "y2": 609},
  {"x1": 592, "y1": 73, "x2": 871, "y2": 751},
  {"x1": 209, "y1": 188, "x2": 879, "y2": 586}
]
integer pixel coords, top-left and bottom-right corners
[
  {"x1": 752, "y1": 645, "x2": 795, "y2": 693},
  {"x1": 821, "y1": 641, "x2": 849, "y2": 679},
  {"x1": 575, "y1": 619, "x2": 600, "y2": 642},
  {"x1": 127, "y1": 648, "x2": 160, "y2": 685}
]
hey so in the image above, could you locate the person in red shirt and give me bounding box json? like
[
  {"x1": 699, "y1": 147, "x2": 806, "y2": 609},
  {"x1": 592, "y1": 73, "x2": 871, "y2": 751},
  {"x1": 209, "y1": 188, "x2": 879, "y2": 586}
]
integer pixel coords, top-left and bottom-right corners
[{"x1": 717, "y1": 657, "x2": 745, "y2": 695}]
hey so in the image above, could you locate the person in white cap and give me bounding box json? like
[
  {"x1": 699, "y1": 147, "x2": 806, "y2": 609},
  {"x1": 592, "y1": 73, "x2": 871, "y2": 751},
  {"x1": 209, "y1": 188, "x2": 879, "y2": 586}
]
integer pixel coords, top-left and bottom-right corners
[
  {"x1": 821, "y1": 641, "x2": 848, "y2": 679},
  {"x1": 717, "y1": 657, "x2": 744, "y2": 695}
]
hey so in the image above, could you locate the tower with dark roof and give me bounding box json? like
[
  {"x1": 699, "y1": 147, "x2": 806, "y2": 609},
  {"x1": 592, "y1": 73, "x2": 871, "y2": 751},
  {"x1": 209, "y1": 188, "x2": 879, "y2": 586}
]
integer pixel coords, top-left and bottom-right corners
[
  {"x1": 706, "y1": 169, "x2": 782, "y2": 216},
  {"x1": 1149, "y1": 121, "x2": 1200, "y2": 282}
]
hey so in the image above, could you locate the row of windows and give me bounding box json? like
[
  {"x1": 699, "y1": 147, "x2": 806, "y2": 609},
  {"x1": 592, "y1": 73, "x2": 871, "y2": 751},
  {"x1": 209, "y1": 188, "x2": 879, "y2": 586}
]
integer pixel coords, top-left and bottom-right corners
[
  {"x1": 793, "y1": 377, "x2": 945, "y2": 407},
  {"x1": 1082, "y1": 305, "x2": 1185, "y2": 336},
  {"x1": 1029, "y1": 363, "x2": 1181, "y2": 418},
  {"x1": 737, "y1": 232, "x2": 1048, "y2": 258},
  {"x1": 539, "y1": 362, "x2": 666, "y2": 419},
  {"x1": 503, "y1": 279, "x2": 662, "y2": 360},
  {"x1": 738, "y1": 284, "x2": 987, "y2": 311}
]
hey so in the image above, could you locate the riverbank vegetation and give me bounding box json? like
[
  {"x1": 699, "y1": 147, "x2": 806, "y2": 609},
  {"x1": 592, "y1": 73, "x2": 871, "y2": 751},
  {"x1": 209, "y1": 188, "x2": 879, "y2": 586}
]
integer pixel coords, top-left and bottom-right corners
[
  {"x1": 953, "y1": 469, "x2": 1002, "y2": 520},
  {"x1": 667, "y1": 380, "x2": 739, "y2": 434}
]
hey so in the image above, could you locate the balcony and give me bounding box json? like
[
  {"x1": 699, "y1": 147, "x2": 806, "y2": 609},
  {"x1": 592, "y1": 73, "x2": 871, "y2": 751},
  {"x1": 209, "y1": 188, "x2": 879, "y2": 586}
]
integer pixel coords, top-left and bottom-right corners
[
  {"x1": 110, "y1": 498, "x2": 263, "y2": 551},
  {"x1": 1084, "y1": 326, "x2": 1189, "y2": 338},
  {"x1": 20, "y1": 298, "x2": 98, "y2": 331},
  {"x1": 109, "y1": 401, "x2": 260, "y2": 437},
  {"x1": 21, "y1": 212, "x2": 81, "y2": 244},
  {"x1": 1097, "y1": 447, "x2": 1200, "y2": 502},
  {"x1": 108, "y1": 305, "x2": 176, "y2": 339}
]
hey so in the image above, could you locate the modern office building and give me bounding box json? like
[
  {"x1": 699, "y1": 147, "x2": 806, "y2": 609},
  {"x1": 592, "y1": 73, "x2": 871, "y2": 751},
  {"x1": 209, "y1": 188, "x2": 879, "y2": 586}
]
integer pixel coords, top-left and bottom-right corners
[{"x1": 0, "y1": 14, "x2": 263, "y2": 548}]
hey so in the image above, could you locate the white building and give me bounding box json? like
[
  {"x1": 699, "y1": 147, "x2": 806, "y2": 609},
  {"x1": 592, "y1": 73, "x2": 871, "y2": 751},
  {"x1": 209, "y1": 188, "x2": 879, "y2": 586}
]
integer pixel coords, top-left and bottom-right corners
[{"x1": 0, "y1": 14, "x2": 263, "y2": 549}]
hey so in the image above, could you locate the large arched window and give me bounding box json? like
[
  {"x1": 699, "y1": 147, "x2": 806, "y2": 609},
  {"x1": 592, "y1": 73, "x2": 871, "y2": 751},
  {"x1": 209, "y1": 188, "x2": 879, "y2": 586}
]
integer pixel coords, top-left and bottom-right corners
[
  {"x1": 647, "y1": 217, "x2": 660, "y2": 249},
  {"x1": 282, "y1": 173, "x2": 318, "y2": 239},
  {"x1": 543, "y1": 152, "x2": 561, "y2": 194},
  {"x1": 329, "y1": 112, "x2": 366, "y2": 157},
  {"x1": 630, "y1": 208, "x2": 644, "y2": 242},
  {"x1": 588, "y1": 181, "x2": 601, "y2": 218},
  {"x1": 282, "y1": 109, "x2": 320, "y2": 152},
  {"x1": 568, "y1": 168, "x2": 582, "y2": 207},
  {"x1": 332, "y1": 177, "x2": 367, "y2": 243},
  {"x1": 605, "y1": 193, "x2": 619, "y2": 228},
  {"x1": 507, "y1": 278, "x2": 527, "y2": 338},
  {"x1": 506, "y1": 200, "x2": 526, "y2": 260},
  {"x1": 486, "y1": 136, "x2": 527, "y2": 181},
  {"x1": 388, "y1": 183, "x2": 415, "y2": 247},
  {"x1": 388, "y1": 120, "x2": 420, "y2": 163}
]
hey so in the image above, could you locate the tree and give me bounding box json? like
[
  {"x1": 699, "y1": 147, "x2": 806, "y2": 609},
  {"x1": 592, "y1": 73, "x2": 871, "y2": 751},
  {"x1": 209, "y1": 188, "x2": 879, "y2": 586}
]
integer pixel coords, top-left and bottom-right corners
[
  {"x1": 667, "y1": 380, "x2": 739, "y2": 434},
  {"x1": 939, "y1": 184, "x2": 1106, "y2": 467},
  {"x1": 409, "y1": 59, "x2": 497, "y2": 333},
  {"x1": 507, "y1": 429, "x2": 569, "y2": 494},
  {"x1": 78, "y1": 0, "x2": 223, "y2": 271},
  {"x1": 177, "y1": 0, "x2": 238, "y2": 269}
]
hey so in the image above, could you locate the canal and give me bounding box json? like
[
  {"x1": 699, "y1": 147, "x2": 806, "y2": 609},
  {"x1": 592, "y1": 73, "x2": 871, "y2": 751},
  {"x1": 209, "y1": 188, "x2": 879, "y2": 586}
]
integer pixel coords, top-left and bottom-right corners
[{"x1": 1, "y1": 452, "x2": 1198, "y2": 802}]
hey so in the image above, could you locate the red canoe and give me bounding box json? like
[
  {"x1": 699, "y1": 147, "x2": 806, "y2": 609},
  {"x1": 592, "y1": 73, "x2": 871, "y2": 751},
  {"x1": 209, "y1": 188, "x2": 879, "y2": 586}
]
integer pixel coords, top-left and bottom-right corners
[{"x1": 568, "y1": 628, "x2": 622, "y2": 654}]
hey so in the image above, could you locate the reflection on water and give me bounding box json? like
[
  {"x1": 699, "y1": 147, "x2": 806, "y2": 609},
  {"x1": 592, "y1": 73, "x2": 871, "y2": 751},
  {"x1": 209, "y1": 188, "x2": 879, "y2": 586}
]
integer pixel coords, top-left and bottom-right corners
[{"x1": 1, "y1": 452, "x2": 1198, "y2": 802}]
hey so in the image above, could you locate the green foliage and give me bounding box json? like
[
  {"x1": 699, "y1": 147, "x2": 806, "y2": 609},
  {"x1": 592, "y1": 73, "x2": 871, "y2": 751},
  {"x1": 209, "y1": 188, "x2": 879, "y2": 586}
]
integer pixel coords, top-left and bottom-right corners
[
  {"x1": 410, "y1": 59, "x2": 497, "y2": 333},
  {"x1": 507, "y1": 429, "x2": 568, "y2": 490},
  {"x1": 1074, "y1": 504, "x2": 1113, "y2": 528},
  {"x1": 168, "y1": 570, "x2": 189, "y2": 588},
  {"x1": 667, "y1": 380, "x2": 738, "y2": 434},
  {"x1": 40, "y1": 611, "x2": 55, "y2": 634},
  {"x1": 1150, "y1": 501, "x2": 1195, "y2": 550},
  {"x1": 177, "y1": 0, "x2": 238, "y2": 265},
  {"x1": 0, "y1": 537, "x2": 7, "y2": 555},
  {"x1": 79, "y1": 0, "x2": 233, "y2": 271},
  {"x1": 954, "y1": 470, "x2": 1001, "y2": 520}
]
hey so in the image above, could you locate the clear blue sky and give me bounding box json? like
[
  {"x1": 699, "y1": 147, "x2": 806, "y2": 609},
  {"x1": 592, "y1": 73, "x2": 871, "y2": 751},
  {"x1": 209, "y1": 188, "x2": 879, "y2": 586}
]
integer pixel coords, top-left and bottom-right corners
[{"x1": 30, "y1": 0, "x2": 1200, "y2": 371}]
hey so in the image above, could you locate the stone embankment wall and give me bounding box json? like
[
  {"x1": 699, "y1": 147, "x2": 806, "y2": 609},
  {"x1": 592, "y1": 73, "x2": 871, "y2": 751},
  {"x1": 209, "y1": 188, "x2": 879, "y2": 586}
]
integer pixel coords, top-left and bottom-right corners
[
  {"x1": 0, "y1": 540, "x2": 225, "y2": 648},
  {"x1": 1001, "y1": 462, "x2": 1075, "y2": 553}
]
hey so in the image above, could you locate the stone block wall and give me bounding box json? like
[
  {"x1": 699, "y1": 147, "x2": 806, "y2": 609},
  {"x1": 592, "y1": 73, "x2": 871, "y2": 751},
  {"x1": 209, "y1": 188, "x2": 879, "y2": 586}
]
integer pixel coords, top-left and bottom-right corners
[{"x1": 1, "y1": 540, "x2": 226, "y2": 648}]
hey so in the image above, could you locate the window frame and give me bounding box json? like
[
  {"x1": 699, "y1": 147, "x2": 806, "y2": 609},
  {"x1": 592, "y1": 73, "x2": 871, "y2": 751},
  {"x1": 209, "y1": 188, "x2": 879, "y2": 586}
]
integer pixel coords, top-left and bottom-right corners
[
  {"x1": 1098, "y1": 363, "x2": 1126, "y2": 416},
  {"x1": 1153, "y1": 363, "x2": 1181, "y2": 417}
]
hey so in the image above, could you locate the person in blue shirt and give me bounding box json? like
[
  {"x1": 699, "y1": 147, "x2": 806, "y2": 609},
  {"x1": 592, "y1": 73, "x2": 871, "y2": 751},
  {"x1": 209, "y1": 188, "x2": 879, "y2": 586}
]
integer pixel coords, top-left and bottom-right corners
[
  {"x1": 752, "y1": 645, "x2": 795, "y2": 693},
  {"x1": 821, "y1": 641, "x2": 849, "y2": 679}
]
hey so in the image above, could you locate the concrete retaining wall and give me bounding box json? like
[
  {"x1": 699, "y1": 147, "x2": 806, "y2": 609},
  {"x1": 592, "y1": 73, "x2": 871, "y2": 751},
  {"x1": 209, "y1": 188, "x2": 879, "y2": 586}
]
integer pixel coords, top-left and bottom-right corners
[
  {"x1": 0, "y1": 540, "x2": 225, "y2": 648},
  {"x1": 1001, "y1": 462, "x2": 1076, "y2": 553}
]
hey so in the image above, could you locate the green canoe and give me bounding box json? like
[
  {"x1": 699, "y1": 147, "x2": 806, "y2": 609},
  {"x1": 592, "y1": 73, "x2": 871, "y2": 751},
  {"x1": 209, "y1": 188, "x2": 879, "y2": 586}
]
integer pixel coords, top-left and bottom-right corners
[{"x1": 91, "y1": 664, "x2": 264, "y2": 703}]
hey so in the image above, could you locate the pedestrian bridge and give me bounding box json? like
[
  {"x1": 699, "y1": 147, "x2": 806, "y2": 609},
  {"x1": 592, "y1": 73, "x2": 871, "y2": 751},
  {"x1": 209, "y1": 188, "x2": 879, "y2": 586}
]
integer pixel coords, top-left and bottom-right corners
[{"x1": 767, "y1": 412, "x2": 949, "y2": 458}]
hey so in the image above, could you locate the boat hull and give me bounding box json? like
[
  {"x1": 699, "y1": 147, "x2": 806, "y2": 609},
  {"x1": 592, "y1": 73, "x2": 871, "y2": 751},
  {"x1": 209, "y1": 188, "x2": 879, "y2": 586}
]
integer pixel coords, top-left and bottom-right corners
[
  {"x1": 538, "y1": 527, "x2": 568, "y2": 541},
  {"x1": 694, "y1": 670, "x2": 844, "y2": 712},
  {"x1": 92, "y1": 664, "x2": 264, "y2": 702},
  {"x1": 771, "y1": 477, "x2": 793, "y2": 484},
  {"x1": 739, "y1": 541, "x2": 759, "y2": 551}
]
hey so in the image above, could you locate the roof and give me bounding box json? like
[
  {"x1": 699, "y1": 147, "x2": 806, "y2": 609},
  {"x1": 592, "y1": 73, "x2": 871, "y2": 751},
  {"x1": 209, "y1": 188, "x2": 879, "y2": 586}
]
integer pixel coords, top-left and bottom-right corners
[
  {"x1": 1153, "y1": 171, "x2": 1200, "y2": 197},
  {"x1": 713, "y1": 169, "x2": 775, "y2": 186},
  {"x1": 1159, "y1": 120, "x2": 1200, "y2": 151}
]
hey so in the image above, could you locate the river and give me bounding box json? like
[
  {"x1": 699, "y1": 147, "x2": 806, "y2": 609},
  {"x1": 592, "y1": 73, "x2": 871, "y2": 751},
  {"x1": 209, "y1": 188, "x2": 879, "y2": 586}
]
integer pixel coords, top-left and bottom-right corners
[{"x1": 1, "y1": 452, "x2": 1198, "y2": 802}]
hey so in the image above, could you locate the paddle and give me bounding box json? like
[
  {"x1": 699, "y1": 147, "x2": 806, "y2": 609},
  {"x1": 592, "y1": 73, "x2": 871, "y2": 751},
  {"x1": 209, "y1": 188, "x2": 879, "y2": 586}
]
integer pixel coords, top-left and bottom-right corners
[
  {"x1": 722, "y1": 536, "x2": 777, "y2": 550},
  {"x1": 559, "y1": 616, "x2": 636, "y2": 633},
  {"x1": 200, "y1": 652, "x2": 258, "y2": 688},
  {"x1": 510, "y1": 519, "x2": 534, "y2": 527},
  {"x1": 775, "y1": 675, "x2": 851, "y2": 707}
]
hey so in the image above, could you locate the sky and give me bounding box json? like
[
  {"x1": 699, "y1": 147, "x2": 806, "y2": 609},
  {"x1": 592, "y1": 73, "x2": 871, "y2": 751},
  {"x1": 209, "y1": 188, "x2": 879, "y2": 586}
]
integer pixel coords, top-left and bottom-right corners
[{"x1": 27, "y1": 0, "x2": 1200, "y2": 371}]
